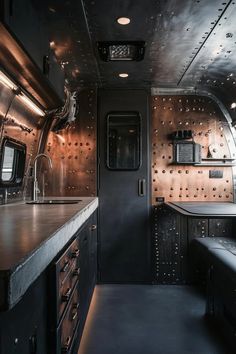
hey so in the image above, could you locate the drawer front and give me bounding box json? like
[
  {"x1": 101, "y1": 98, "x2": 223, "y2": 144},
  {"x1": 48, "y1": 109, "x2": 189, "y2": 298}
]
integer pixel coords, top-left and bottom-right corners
[
  {"x1": 59, "y1": 265, "x2": 80, "y2": 320},
  {"x1": 60, "y1": 288, "x2": 80, "y2": 354},
  {"x1": 57, "y1": 238, "x2": 80, "y2": 287}
]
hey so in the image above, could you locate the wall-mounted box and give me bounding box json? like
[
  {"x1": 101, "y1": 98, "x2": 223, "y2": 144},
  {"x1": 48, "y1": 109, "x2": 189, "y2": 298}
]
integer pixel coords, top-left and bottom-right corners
[{"x1": 173, "y1": 141, "x2": 201, "y2": 164}]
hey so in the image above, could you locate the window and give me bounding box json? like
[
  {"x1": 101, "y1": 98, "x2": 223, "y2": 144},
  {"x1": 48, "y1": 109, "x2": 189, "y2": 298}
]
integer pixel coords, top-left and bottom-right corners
[
  {"x1": 107, "y1": 112, "x2": 141, "y2": 170},
  {"x1": 0, "y1": 138, "x2": 26, "y2": 186},
  {"x1": 2, "y1": 146, "x2": 15, "y2": 181}
]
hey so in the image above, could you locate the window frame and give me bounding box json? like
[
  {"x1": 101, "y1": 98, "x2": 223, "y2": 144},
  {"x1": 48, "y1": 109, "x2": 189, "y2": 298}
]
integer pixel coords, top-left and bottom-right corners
[
  {"x1": 0, "y1": 137, "x2": 26, "y2": 187},
  {"x1": 106, "y1": 111, "x2": 142, "y2": 171}
]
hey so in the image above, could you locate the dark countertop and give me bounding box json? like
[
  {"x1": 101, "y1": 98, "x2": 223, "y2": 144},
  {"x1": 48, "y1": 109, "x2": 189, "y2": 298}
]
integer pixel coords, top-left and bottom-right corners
[
  {"x1": 0, "y1": 197, "x2": 98, "y2": 310},
  {"x1": 165, "y1": 201, "x2": 236, "y2": 217}
]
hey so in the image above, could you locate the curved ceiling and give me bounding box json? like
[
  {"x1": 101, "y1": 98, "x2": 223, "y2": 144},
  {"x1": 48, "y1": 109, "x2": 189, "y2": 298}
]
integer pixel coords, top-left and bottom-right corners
[{"x1": 34, "y1": 0, "x2": 236, "y2": 117}]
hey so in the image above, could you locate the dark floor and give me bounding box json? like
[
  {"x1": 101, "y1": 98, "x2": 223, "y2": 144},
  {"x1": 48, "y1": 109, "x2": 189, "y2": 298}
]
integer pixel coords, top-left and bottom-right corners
[{"x1": 78, "y1": 285, "x2": 233, "y2": 354}]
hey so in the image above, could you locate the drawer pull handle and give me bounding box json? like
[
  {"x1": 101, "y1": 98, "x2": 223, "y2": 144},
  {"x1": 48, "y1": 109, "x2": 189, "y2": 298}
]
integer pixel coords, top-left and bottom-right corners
[
  {"x1": 71, "y1": 249, "x2": 80, "y2": 258},
  {"x1": 73, "y1": 268, "x2": 80, "y2": 277},
  {"x1": 62, "y1": 336, "x2": 71, "y2": 353},
  {"x1": 71, "y1": 310, "x2": 78, "y2": 321},
  {"x1": 61, "y1": 261, "x2": 70, "y2": 273},
  {"x1": 71, "y1": 302, "x2": 79, "y2": 320},
  {"x1": 91, "y1": 224, "x2": 97, "y2": 231},
  {"x1": 62, "y1": 288, "x2": 72, "y2": 302}
]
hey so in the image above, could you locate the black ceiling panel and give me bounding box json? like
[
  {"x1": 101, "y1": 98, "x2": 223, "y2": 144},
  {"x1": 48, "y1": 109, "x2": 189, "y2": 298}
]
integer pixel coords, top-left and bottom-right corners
[{"x1": 31, "y1": 0, "x2": 236, "y2": 112}]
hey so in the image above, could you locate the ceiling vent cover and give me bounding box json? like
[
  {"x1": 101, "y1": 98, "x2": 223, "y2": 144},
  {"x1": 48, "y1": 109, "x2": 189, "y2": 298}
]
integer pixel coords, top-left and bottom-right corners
[{"x1": 98, "y1": 41, "x2": 145, "y2": 61}]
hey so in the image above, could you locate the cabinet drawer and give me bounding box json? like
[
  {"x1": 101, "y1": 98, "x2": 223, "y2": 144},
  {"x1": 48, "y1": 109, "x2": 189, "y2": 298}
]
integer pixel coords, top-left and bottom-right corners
[
  {"x1": 53, "y1": 237, "x2": 80, "y2": 323},
  {"x1": 57, "y1": 238, "x2": 80, "y2": 288},
  {"x1": 59, "y1": 266, "x2": 80, "y2": 320},
  {"x1": 59, "y1": 288, "x2": 80, "y2": 354}
]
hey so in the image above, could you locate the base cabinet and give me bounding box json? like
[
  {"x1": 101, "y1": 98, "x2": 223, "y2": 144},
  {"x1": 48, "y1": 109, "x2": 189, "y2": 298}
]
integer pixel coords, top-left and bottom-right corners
[
  {"x1": 0, "y1": 211, "x2": 97, "y2": 354},
  {"x1": 153, "y1": 205, "x2": 235, "y2": 284},
  {"x1": 49, "y1": 211, "x2": 97, "y2": 354},
  {"x1": 0, "y1": 273, "x2": 48, "y2": 354}
]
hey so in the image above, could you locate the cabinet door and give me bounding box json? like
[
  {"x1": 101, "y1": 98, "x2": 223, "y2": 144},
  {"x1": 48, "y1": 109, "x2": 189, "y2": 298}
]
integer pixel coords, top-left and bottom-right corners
[
  {"x1": 208, "y1": 219, "x2": 233, "y2": 237},
  {"x1": 89, "y1": 212, "x2": 98, "y2": 286},
  {"x1": 188, "y1": 218, "x2": 208, "y2": 241},
  {"x1": 3, "y1": 0, "x2": 48, "y2": 71},
  {"x1": 48, "y1": 50, "x2": 65, "y2": 101},
  {"x1": 0, "y1": 273, "x2": 47, "y2": 354},
  {"x1": 2, "y1": 1, "x2": 65, "y2": 100},
  {"x1": 79, "y1": 225, "x2": 90, "y2": 316}
]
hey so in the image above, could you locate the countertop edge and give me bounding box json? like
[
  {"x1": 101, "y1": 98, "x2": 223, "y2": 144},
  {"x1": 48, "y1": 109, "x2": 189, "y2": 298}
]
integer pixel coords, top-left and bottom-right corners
[
  {"x1": 7, "y1": 197, "x2": 98, "y2": 309},
  {"x1": 165, "y1": 202, "x2": 236, "y2": 217}
]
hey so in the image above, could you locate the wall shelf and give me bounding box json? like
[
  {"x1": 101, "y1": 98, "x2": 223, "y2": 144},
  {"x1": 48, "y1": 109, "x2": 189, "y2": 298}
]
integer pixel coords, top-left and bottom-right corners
[
  {"x1": 195, "y1": 158, "x2": 236, "y2": 167},
  {"x1": 171, "y1": 159, "x2": 236, "y2": 167},
  {"x1": 194, "y1": 163, "x2": 236, "y2": 167},
  {"x1": 201, "y1": 158, "x2": 236, "y2": 162}
]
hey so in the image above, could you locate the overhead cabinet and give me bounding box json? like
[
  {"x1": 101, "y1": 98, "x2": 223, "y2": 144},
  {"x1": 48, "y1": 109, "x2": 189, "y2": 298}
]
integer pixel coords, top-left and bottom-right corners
[
  {"x1": 0, "y1": 0, "x2": 65, "y2": 103},
  {"x1": 2, "y1": 0, "x2": 48, "y2": 72}
]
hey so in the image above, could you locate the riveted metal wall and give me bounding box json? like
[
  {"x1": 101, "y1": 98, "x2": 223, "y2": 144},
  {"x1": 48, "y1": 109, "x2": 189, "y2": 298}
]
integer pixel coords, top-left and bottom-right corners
[
  {"x1": 153, "y1": 205, "x2": 187, "y2": 284},
  {"x1": 151, "y1": 95, "x2": 235, "y2": 205},
  {"x1": 0, "y1": 82, "x2": 44, "y2": 204},
  {"x1": 43, "y1": 88, "x2": 97, "y2": 197}
]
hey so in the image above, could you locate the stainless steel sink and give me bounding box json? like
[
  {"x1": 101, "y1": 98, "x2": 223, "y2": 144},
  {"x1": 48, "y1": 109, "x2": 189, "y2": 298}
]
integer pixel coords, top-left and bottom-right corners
[{"x1": 26, "y1": 200, "x2": 82, "y2": 204}]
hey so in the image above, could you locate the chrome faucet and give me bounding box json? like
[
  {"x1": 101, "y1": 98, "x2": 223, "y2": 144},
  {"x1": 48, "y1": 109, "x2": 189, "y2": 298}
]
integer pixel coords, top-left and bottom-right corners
[{"x1": 33, "y1": 153, "x2": 52, "y2": 201}]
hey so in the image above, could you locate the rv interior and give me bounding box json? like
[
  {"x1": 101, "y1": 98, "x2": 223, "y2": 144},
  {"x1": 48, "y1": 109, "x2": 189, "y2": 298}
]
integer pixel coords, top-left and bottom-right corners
[{"x1": 1, "y1": 0, "x2": 236, "y2": 353}]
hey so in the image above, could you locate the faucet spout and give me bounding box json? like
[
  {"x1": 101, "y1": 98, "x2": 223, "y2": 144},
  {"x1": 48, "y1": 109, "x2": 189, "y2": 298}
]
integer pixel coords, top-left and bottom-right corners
[{"x1": 33, "y1": 153, "x2": 53, "y2": 201}]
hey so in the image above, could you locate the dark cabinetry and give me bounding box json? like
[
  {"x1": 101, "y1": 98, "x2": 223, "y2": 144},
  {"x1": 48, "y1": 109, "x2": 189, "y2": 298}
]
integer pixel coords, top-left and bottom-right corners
[
  {"x1": 2, "y1": 0, "x2": 48, "y2": 71},
  {"x1": 153, "y1": 205, "x2": 187, "y2": 284},
  {"x1": 0, "y1": 211, "x2": 97, "y2": 354},
  {"x1": 49, "y1": 212, "x2": 97, "y2": 354},
  {"x1": 153, "y1": 205, "x2": 234, "y2": 284},
  {"x1": 79, "y1": 213, "x2": 97, "y2": 317},
  {"x1": 0, "y1": 272, "x2": 48, "y2": 354},
  {"x1": 1, "y1": 0, "x2": 64, "y2": 100},
  {"x1": 188, "y1": 218, "x2": 233, "y2": 241}
]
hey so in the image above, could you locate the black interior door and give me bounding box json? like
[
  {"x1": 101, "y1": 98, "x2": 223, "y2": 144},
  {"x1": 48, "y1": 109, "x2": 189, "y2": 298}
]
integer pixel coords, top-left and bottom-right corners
[{"x1": 98, "y1": 89, "x2": 150, "y2": 282}]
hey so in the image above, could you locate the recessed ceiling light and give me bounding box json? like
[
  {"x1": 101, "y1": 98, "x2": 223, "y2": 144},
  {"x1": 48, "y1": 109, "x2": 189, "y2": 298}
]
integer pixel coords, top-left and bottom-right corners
[
  {"x1": 49, "y1": 41, "x2": 56, "y2": 49},
  {"x1": 119, "y1": 73, "x2": 129, "y2": 78},
  {"x1": 231, "y1": 102, "x2": 236, "y2": 109},
  {"x1": 117, "y1": 17, "x2": 130, "y2": 25}
]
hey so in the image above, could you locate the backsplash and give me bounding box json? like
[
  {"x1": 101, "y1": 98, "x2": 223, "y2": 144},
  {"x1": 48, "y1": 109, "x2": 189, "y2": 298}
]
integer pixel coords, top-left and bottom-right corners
[{"x1": 151, "y1": 95, "x2": 235, "y2": 205}]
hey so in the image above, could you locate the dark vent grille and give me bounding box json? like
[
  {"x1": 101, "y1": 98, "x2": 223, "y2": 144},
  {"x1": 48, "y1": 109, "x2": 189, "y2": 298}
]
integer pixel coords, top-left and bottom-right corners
[{"x1": 98, "y1": 41, "x2": 145, "y2": 61}]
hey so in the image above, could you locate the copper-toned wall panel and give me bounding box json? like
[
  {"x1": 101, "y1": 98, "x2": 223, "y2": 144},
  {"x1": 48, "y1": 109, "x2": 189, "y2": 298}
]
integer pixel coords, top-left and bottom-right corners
[
  {"x1": 0, "y1": 82, "x2": 45, "y2": 203},
  {"x1": 152, "y1": 95, "x2": 235, "y2": 205},
  {"x1": 44, "y1": 88, "x2": 97, "y2": 197}
]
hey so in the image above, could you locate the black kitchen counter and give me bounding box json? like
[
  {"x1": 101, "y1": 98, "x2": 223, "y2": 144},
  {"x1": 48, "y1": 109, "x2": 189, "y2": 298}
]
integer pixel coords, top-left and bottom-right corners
[
  {"x1": 165, "y1": 201, "x2": 236, "y2": 217},
  {"x1": 0, "y1": 197, "x2": 98, "y2": 310}
]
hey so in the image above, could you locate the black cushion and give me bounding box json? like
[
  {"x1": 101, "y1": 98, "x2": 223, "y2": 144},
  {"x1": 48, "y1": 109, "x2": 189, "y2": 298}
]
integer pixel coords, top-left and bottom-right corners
[
  {"x1": 191, "y1": 237, "x2": 236, "y2": 281},
  {"x1": 208, "y1": 248, "x2": 236, "y2": 281}
]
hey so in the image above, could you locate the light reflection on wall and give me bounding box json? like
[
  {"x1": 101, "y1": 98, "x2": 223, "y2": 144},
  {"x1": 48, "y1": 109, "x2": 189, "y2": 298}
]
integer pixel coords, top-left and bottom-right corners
[{"x1": 42, "y1": 88, "x2": 97, "y2": 197}]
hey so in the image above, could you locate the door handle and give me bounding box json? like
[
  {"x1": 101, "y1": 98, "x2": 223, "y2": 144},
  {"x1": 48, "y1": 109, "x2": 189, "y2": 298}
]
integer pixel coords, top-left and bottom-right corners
[{"x1": 138, "y1": 179, "x2": 146, "y2": 197}]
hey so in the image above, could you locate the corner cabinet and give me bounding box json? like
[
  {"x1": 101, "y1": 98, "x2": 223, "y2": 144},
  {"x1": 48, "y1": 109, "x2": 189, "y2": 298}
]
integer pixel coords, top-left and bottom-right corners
[{"x1": 0, "y1": 211, "x2": 97, "y2": 354}]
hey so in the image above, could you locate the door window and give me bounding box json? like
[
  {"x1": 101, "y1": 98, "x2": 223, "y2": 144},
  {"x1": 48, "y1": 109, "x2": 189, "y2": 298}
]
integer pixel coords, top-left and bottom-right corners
[{"x1": 107, "y1": 112, "x2": 141, "y2": 170}]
